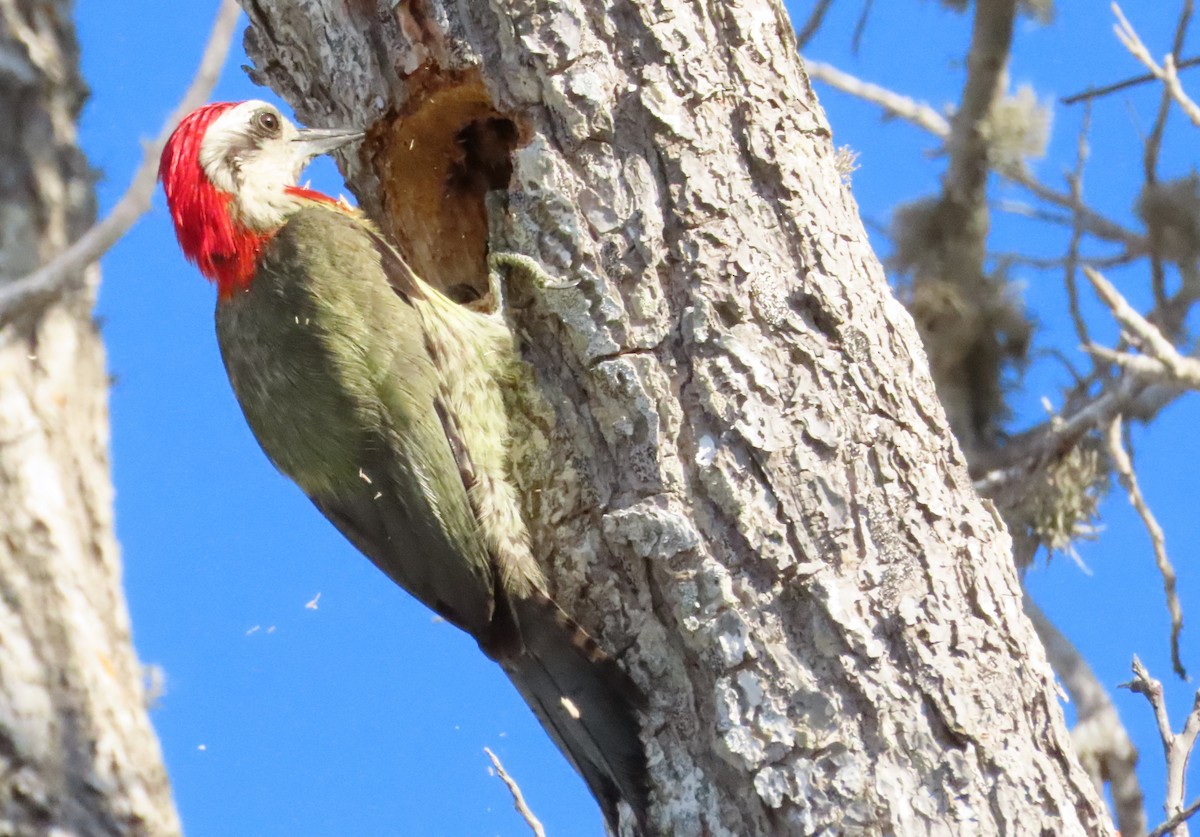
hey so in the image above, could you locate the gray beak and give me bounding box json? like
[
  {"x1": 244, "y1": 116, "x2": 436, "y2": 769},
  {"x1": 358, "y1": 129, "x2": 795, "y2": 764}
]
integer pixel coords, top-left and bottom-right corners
[{"x1": 292, "y1": 127, "x2": 364, "y2": 160}]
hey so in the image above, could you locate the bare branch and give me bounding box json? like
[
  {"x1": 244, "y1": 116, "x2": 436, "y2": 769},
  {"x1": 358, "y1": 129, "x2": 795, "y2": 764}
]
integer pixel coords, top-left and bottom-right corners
[
  {"x1": 484, "y1": 748, "x2": 546, "y2": 837},
  {"x1": 803, "y1": 60, "x2": 950, "y2": 136},
  {"x1": 1007, "y1": 168, "x2": 1147, "y2": 252},
  {"x1": 1163, "y1": 53, "x2": 1200, "y2": 127},
  {"x1": 1087, "y1": 345, "x2": 1200, "y2": 389},
  {"x1": 805, "y1": 60, "x2": 1145, "y2": 250},
  {"x1": 1105, "y1": 417, "x2": 1185, "y2": 678},
  {"x1": 1084, "y1": 266, "x2": 1200, "y2": 390},
  {"x1": 1151, "y1": 798, "x2": 1200, "y2": 837},
  {"x1": 0, "y1": 0, "x2": 241, "y2": 326},
  {"x1": 944, "y1": 0, "x2": 1016, "y2": 213},
  {"x1": 974, "y1": 348, "x2": 1200, "y2": 506},
  {"x1": 1126, "y1": 0, "x2": 1194, "y2": 311},
  {"x1": 1126, "y1": 658, "x2": 1174, "y2": 747},
  {"x1": 1124, "y1": 657, "x2": 1200, "y2": 836},
  {"x1": 1114, "y1": 2, "x2": 1200, "y2": 129},
  {"x1": 1061, "y1": 55, "x2": 1200, "y2": 105},
  {"x1": 1085, "y1": 268, "x2": 1177, "y2": 361},
  {"x1": 973, "y1": 374, "x2": 1142, "y2": 495},
  {"x1": 979, "y1": 263, "x2": 1200, "y2": 503},
  {"x1": 1065, "y1": 103, "x2": 1093, "y2": 350}
]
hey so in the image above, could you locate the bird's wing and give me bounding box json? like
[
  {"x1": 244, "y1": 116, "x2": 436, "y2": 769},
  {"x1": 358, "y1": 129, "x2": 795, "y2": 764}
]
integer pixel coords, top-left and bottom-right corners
[
  {"x1": 262, "y1": 207, "x2": 500, "y2": 641},
  {"x1": 360, "y1": 223, "x2": 434, "y2": 306},
  {"x1": 308, "y1": 464, "x2": 497, "y2": 641}
]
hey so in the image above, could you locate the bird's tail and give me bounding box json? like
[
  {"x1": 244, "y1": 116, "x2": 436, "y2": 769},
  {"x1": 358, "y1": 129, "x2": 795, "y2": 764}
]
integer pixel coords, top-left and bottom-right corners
[{"x1": 504, "y1": 591, "x2": 650, "y2": 835}]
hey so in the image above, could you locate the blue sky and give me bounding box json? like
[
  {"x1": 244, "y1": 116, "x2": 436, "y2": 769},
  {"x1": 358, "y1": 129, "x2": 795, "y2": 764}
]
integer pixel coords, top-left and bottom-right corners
[{"x1": 75, "y1": 1, "x2": 1197, "y2": 834}]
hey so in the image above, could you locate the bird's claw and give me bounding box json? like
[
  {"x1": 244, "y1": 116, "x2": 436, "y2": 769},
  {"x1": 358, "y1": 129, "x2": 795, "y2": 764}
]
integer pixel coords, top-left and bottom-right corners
[{"x1": 488, "y1": 252, "x2": 578, "y2": 291}]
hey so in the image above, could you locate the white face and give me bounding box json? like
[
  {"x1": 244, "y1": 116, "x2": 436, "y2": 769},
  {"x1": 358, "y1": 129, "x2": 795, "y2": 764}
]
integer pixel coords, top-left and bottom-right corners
[{"x1": 198, "y1": 100, "x2": 311, "y2": 231}]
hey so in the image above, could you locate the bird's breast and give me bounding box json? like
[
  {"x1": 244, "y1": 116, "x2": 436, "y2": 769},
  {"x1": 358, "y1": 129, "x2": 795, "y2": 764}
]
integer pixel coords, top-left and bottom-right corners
[{"x1": 214, "y1": 276, "x2": 378, "y2": 496}]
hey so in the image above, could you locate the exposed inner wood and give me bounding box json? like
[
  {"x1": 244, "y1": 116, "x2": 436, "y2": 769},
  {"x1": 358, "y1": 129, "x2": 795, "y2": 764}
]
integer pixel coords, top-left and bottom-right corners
[{"x1": 372, "y1": 71, "x2": 522, "y2": 298}]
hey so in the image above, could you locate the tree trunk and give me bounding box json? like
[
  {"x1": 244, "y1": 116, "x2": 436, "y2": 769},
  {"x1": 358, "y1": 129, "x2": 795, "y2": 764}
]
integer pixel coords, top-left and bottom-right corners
[
  {"x1": 0, "y1": 2, "x2": 180, "y2": 834},
  {"x1": 241, "y1": 0, "x2": 1112, "y2": 833}
]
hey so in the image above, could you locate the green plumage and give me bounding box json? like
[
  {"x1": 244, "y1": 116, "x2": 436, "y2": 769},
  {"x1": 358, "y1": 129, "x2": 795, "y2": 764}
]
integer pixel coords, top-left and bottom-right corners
[
  {"x1": 216, "y1": 206, "x2": 505, "y2": 639},
  {"x1": 214, "y1": 205, "x2": 648, "y2": 831}
]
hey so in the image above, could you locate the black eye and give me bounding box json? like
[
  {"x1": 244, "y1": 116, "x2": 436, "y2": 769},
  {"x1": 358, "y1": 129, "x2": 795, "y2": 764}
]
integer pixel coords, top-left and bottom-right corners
[{"x1": 255, "y1": 111, "x2": 280, "y2": 134}]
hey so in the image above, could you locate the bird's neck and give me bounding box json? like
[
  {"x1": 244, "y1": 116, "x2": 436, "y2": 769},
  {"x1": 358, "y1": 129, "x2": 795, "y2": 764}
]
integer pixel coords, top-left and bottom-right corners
[{"x1": 190, "y1": 187, "x2": 348, "y2": 299}]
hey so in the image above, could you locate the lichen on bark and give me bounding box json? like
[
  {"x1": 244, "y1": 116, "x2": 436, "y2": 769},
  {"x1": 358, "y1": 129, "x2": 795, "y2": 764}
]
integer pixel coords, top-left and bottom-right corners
[{"x1": 240, "y1": 0, "x2": 1112, "y2": 833}]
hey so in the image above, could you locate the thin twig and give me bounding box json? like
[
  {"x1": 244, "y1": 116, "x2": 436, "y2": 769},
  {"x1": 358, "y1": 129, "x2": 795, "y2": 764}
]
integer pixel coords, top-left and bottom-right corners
[
  {"x1": 1084, "y1": 266, "x2": 1200, "y2": 389},
  {"x1": 1128, "y1": 0, "x2": 1192, "y2": 310},
  {"x1": 989, "y1": 250, "x2": 1137, "y2": 272},
  {"x1": 1113, "y1": 0, "x2": 1200, "y2": 373},
  {"x1": 1151, "y1": 797, "x2": 1200, "y2": 837},
  {"x1": 1114, "y1": 2, "x2": 1200, "y2": 129},
  {"x1": 804, "y1": 59, "x2": 1146, "y2": 250},
  {"x1": 795, "y1": 0, "x2": 835, "y2": 51},
  {"x1": 1105, "y1": 417, "x2": 1185, "y2": 678},
  {"x1": 484, "y1": 747, "x2": 546, "y2": 837},
  {"x1": 1140, "y1": 0, "x2": 1192, "y2": 179},
  {"x1": 1007, "y1": 167, "x2": 1146, "y2": 253},
  {"x1": 1124, "y1": 658, "x2": 1200, "y2": 836},
  {"x1": 0, "y1": 0, "x2": 241, "y2": 326},
  {"x1": 850, "y1": 0, "x2": 874, "y2": 55},
  {"x1": 1061, "y1": 55, "x2": 1200, "y2": 105},
  {"x1": 1065, "y1": 102, "x2": 1093, "y2": 349}
]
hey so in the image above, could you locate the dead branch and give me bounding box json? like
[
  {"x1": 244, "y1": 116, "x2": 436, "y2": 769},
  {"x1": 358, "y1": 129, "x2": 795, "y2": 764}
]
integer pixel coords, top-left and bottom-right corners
[
  {"x1": 795, "y1": 0, "x2": 836, "y2": 51},
  {"x1": 1065, "y1": 103, "x2": 1093, "y2": 349},
  {"x1": 1114, "y1": 3, "x2": 1200, "y2": 129},
  {"x1": 804, "y1": 59, "x2": 1146, "y2": 251},
  {"x1": 803, "y1": 59, "x2": 949, "y2": 135},
  {"x1": 1105, "y1": 417, "x2": 1185, "y2": 678},
  {"x1": 0, "y1": 0, "x2": 241, "y2": 327},
  {"x1": 1123, "y1": 658, "x2": 1200, "y2": 836},
  {"x1": 1062, "y1": 55, "x2": 1200, "y2": 105},
  {"x1": 1151, "y1": 798, "x2": 1200, "y2": 837},
  {"x1": 1084, "y1": 267, "x2": 1200, "y2": 390},
  {"x1": 484, "y1": 747, "x2": 546, "y2": 837}
]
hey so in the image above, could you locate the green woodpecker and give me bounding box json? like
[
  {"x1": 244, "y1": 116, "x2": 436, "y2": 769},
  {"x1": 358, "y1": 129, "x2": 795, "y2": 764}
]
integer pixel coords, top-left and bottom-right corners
[{"x1": 158, "y1": 101, "x2": 648, "y2": 831}]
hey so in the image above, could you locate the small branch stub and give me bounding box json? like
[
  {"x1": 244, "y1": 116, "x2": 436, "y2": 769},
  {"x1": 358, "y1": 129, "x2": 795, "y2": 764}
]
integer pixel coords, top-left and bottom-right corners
[{"x1": 484, "y1": 747, "x2": 546, "y2": 837}]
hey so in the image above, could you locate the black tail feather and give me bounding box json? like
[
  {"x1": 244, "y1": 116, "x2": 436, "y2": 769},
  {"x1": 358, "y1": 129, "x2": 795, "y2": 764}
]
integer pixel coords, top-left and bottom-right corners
[{"x1": 503, "y1": 593, "x2": 650, "y2": 834}]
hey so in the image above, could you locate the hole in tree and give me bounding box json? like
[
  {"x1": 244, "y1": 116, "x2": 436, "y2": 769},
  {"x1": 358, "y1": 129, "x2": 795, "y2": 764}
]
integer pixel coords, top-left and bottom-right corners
[{"x1": 373, "y1": 74, "x2": 525, "y2": 298}]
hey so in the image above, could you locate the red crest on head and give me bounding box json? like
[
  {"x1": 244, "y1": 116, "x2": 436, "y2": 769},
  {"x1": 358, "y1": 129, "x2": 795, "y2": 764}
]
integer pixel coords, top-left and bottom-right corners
[{"x1": 159, "y1": 102, "x2": 270, "y2": 297}]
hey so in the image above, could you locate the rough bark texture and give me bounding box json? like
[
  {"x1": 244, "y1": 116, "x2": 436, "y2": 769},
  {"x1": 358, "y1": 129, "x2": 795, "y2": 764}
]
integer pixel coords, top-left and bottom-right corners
[
  {"x1": 0, "y1": 2, "x2": 181, "y2": 834},
  {"x1": 240, "y1": 0, "x2": 1112, "y2": 833}
]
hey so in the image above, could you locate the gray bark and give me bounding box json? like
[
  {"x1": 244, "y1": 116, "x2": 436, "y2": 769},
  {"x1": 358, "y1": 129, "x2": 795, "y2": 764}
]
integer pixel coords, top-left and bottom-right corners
[
  {"x1": 0, "y1": 1, "x2": 180, "y2": 834},
  {"x1": 240, "y1": 0, "x2": 1112, "y2": 833}
]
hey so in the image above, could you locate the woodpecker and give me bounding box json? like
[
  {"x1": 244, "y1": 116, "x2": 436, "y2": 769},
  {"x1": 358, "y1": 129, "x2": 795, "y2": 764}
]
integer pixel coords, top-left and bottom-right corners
[{"x1": 158, "y1": 101, "x2": 648, "y2": 831}]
